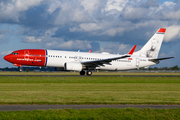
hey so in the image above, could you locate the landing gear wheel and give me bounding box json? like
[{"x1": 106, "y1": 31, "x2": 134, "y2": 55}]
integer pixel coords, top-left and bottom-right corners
[
  {"x1": 80, "y1": 70, "x2": 85, "y2": 75},
  {"x1": 86, "y1": 70, "x2": 92, "y2": 76}
]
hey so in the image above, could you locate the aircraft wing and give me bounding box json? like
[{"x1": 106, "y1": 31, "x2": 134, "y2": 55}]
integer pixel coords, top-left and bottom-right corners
[
  {"x1": 81, "y1": 45, "x2": 136, "y2": 68},
  {"x1": 148, "y1": 57, "x2": 174, "y2": 62},
  {"x1": 81, "y1": 54, "x2": 130, "y2": 67}
]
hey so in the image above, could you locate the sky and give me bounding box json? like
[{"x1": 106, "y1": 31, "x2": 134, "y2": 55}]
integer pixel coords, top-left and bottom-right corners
[{"x1": 0, "y1": 0, "x2": 179, "y2": 68}]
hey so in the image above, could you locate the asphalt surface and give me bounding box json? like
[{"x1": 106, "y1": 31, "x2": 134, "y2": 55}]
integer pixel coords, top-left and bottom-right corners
[
  {"x1": 0, "y1": 105, "x2": 180, "y2": 111},
  {"x1": 0, "y1": 75, "x2": 180, "y2": 77}
]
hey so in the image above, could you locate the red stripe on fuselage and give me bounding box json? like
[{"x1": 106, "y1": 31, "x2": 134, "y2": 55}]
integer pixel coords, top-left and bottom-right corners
[{"x1": 5, "y1": 49, "x2": 46, "y2": 67}]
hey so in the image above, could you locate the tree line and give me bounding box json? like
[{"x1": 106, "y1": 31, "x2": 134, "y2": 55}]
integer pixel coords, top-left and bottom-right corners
[
  {"x1": 0, "y1": 65, "x2": 179, "y2": 72},
  {"x1": 139, "y1": 65, "x2": 179, "y2": 70}
]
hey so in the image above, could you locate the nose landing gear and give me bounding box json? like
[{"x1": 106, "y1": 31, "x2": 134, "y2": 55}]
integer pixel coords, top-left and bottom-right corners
[{"x1": 19, "y1": 67, "x2": 23, "y2": 72}]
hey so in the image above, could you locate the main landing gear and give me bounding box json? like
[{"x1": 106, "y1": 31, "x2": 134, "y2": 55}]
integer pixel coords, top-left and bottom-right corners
[
  {"x1": 80, "y1": 70, "x2": 92, "y2": 76},
  {"x1": 86, "y1": 70, "x2": 92, "y2": 76},
  {"x1": 80, "y1": 70, "x2": 85, "y2": 75}
]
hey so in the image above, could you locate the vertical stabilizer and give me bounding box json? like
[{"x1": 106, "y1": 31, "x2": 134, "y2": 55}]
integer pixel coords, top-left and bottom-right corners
[{"x1": 135, "y1": 28, "x2": 166, "y2": 58}]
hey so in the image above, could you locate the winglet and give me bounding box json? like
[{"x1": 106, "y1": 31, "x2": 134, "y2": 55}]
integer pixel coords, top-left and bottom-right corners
[
  {"x1": 89, "y1": 49, "x2": 92, "y2": 53},
  {"x1": 128, "y1": 45, "x2": 137, "y2": 55}
]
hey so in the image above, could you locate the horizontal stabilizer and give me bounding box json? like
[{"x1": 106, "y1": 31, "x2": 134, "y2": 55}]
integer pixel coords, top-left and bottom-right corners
[{"x1": 149, "y1": 57, "x2": 174, "y2": 62}]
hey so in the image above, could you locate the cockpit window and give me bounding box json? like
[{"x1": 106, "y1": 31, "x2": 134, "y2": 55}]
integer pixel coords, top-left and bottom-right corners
[{"x1": 11, "y1": 52, "x2": 19, "y2": 55}]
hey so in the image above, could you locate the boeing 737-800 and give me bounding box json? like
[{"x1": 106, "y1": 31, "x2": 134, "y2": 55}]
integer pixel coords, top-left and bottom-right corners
[{"x1": 4, "y1": 28, "x2": 174, "y2": 75}]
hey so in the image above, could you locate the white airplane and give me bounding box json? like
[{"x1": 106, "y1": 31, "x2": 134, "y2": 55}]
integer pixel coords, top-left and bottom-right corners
[{"x1": 4, "y1": 28, "x2": 174, "y2": 75}]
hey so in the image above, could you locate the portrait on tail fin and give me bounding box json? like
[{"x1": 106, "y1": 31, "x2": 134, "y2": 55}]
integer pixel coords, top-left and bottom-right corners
[
  {"x1": 135, "y1": 28, "x2": 166, "y2": 59},
  {"x1": 146, "y1": 38, "x2": 159, "y2": 58}
]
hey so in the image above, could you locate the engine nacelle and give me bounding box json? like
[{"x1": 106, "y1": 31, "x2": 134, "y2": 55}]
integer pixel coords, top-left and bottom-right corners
[{"x1": 64, "y1": 62, "x2": 83, "y2": 71}]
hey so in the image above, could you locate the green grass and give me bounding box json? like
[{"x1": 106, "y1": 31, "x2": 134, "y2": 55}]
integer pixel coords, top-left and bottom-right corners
[
  {"x1": 0, "y1": 77, "x2": 180, "y2": 104},
  {"x1": 0, "y1": 108, "x2": 180, "y2": 120},
  {"x1": 0, "y1": 76, "x2": 180, "y2": 120},
  {"x1": 0, "y1": 76, "x2": 180, "y2": 83}
]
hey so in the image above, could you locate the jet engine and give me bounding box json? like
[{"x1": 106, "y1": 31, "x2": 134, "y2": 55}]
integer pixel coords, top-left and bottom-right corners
[{"x1": 64, "y1": 62, "x2": 83, "y2": 71}]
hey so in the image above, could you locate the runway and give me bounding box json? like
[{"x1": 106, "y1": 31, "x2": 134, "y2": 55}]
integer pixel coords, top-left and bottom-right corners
[
  {"x1": 0, "y1": 105, "x2": 180, "y2": 111},
  {"x1": 0, "y1": 75, "x2": 180, "y2": 77}
]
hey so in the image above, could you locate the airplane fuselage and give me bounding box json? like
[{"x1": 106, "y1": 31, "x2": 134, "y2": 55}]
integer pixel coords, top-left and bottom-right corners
[{"x1": 4, "y1": 49, "x2": 156, "y2": 71}]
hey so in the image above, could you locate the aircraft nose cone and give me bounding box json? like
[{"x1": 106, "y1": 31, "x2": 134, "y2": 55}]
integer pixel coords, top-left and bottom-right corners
[
  {"x1": 4, "y1": 55, "x2": 8, "y2": 61},
  {"x1": 4, "y1": 55, "x2": 11, "y2": 62}
]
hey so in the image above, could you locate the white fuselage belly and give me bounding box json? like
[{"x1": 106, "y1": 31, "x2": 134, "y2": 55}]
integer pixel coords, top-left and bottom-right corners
[{"x1": 45, "y1": 50, "x2": 156, "y2": 71}]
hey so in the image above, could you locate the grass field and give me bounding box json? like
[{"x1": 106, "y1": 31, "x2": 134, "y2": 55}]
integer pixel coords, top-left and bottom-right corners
[
  {"x1": 0, "y1": 76, "x2": 180, "y2": 104},
  {"x1": 0, "y1": 108, "x2": 180, "y2": 120},
  {"x1": 0, "y1": 73, "x2": 180, "y2": 120}
]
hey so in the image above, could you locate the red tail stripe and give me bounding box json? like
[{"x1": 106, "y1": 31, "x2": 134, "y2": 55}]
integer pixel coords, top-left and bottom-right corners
[{"x1": 158, "y1": 28, "x2": 166, "y2": 33}]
